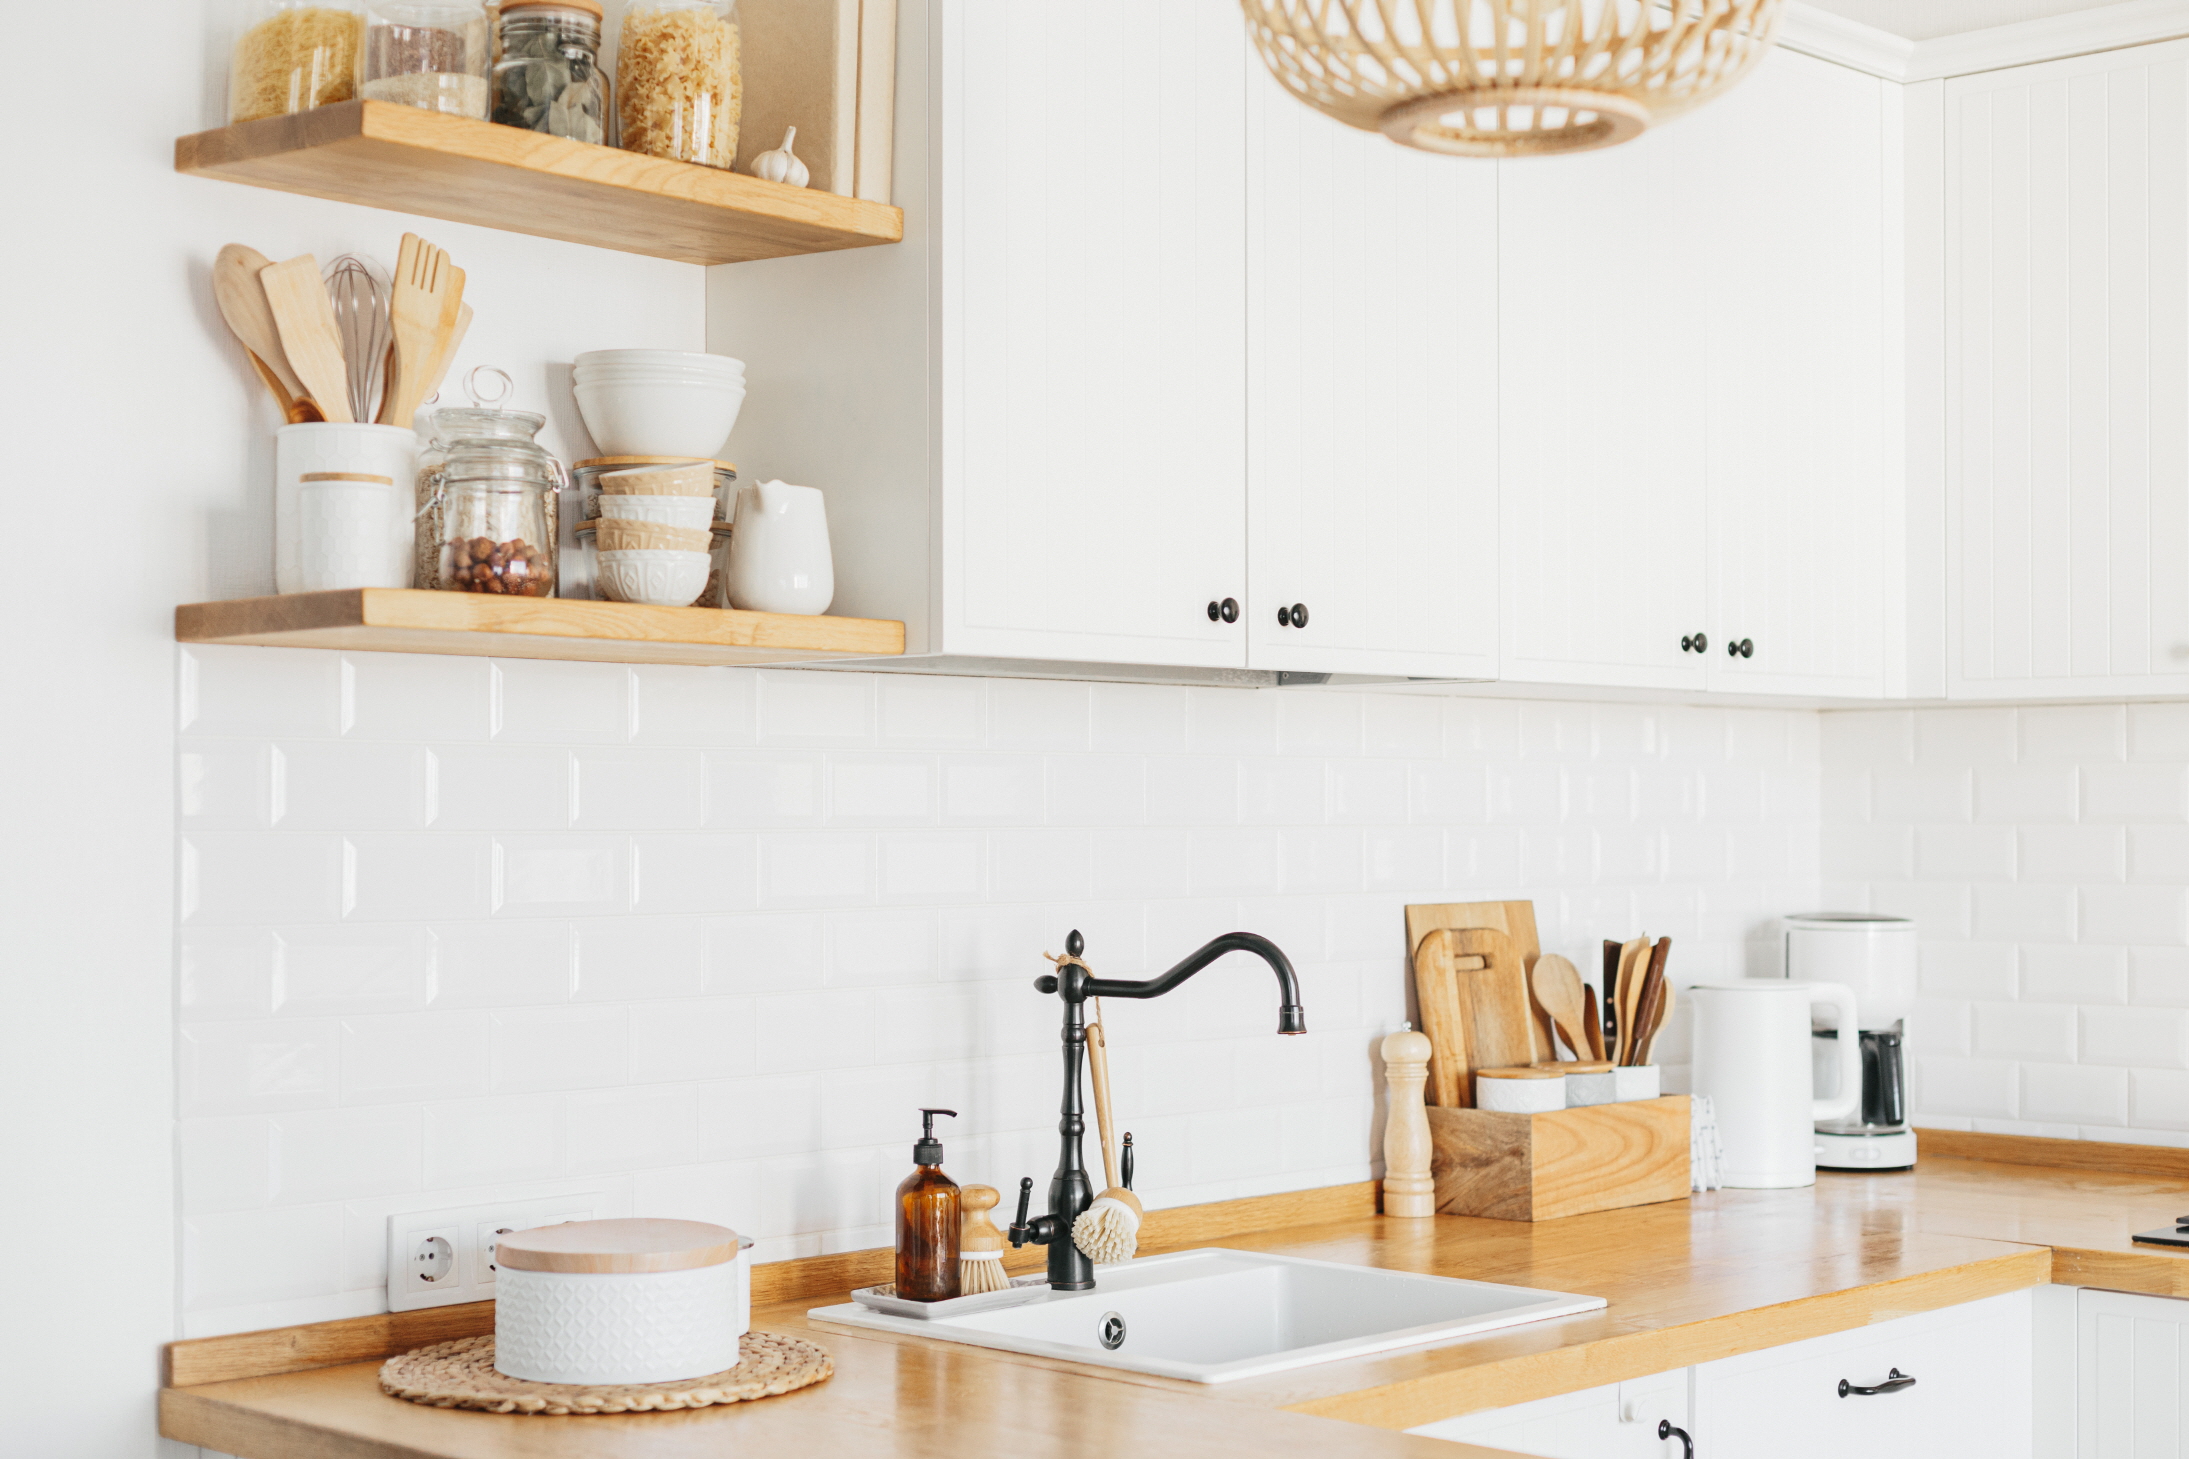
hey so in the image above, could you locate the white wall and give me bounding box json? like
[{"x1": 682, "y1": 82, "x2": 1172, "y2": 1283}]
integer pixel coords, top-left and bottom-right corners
[
  {"x1": 175, "y1": 654, "x2": 1822, "y2": 1337},
  {"x1": 1822, "y1": 704, "x2": 2189, "y2": 1142},
  {"x1": 3, "y1": 1, "x2": 699, "y2": 1451}
]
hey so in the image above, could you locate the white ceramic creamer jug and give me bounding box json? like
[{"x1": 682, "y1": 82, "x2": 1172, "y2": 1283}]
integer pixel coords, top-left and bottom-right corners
[
  {"x1": 727, "y1": 479, "x2": 834, "y2": 615},
  {"x1": 1690, "y1": 980, "x2": 1861, "y2": 1188}
]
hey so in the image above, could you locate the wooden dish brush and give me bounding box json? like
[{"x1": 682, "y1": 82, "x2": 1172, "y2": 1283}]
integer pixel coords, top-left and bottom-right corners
[
  {"x1": 959, "y1": 1184, "x2": 1011, "y2": 1294},
  {"x1": 1072, "y1": 1006, "x2": 1143, "y2": 1264}
]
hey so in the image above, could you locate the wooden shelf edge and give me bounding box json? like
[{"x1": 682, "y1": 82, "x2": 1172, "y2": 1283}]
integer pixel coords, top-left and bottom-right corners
[
  {"x1": 176, "y1": 590, "x2": 903, "y2": 667},
  {"x1": 175, "y1": 102, "x2": 902, "y2": 266}
]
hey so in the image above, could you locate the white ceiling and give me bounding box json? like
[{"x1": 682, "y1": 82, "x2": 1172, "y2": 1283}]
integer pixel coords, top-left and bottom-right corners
[{"x1": 1800, "y1": 0, "x2": 2135, "y2": 41}]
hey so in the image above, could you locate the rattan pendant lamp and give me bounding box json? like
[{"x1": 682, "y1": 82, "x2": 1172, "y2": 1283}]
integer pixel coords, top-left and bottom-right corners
[{"x1": 1240, "y1": 0, "x2": 1785, "y2": 157}]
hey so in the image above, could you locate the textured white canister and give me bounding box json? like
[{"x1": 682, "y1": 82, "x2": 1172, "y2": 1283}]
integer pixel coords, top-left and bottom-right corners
[
  {"x1": 274, "y1": 423, "x2": 418, "y2": 593},
  {"x1": 494, "y1": 1218, "x2": 747, "y2": 1385},
  {"x1": 1475, "y1": 1067, "x2": 1566, "y2": 1114}
]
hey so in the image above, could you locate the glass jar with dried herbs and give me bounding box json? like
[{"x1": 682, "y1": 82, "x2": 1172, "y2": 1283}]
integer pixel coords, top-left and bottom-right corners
[
  {"x1": 616, "y1": 0, "x2": 741, "y2": 168},
  {"x1": 230, "y1": 0, "x2": 366, "y2": 123},
  {"x1": 492, "y1": 0, "x2": 609, "y2": 144}
]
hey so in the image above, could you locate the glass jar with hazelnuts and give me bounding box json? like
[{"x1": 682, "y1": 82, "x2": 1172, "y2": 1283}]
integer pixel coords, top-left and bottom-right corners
[{"x1": 414, "y1": 369, "x2": 564, "y2": 596}]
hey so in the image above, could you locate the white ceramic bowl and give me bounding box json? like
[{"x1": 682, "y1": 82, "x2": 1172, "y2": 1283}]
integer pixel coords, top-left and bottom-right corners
[
  {"x1": 596, "y1": 548, "x2": 713, "y2": 606},
  {"x1": 574, "y1": 370, "x2": 747, "y2": 390},
  {"x1": 575, "y1": 378, "x2": 746, "y2": 459},
  {"x1": 576, "y1": 349, "x2": 745, "y2": 375},
  {"x1": 594, "y1": 493, "x2": 718, "y2": 529}
]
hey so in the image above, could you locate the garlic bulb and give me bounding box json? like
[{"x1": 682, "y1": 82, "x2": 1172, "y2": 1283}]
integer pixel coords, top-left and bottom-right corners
[{"x1": 752, "y1": 127, "x2": 810, "y2": 188}]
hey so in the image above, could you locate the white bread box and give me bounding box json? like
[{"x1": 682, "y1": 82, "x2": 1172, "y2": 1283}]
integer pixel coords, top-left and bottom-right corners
[{"x1": 494, "y1": 1218, "x2": 750, "y2": 1384}]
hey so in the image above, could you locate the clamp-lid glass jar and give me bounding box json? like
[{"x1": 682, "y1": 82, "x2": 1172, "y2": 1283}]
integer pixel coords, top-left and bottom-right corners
[
  {"x1": 363, "y1": 0, "x2": 491, "y2": 117},
  {"x1": 616, "y1": 0, "x2": 742, "y2": 167},
  {"x1": 493, "y1": 0, "x2": 609, "y2": 144},
  {"x1": 414, "y1": 383, "x2": 566, "y2": 594}
]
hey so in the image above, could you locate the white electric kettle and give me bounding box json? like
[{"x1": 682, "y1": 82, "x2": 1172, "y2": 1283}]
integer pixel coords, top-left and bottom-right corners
[{"x1": 1690, "y1": 981, "x2": 1861, "y2": 1188}]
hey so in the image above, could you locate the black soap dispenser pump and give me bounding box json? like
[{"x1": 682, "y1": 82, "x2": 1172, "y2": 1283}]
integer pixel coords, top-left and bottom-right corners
[{"x1": 894, "y1": 1108, "x2": 961, "y2": 1301}]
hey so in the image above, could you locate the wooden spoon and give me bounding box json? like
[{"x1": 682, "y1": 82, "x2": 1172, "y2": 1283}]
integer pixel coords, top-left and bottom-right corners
[
  {"x1": 1529, "y1": 955, "x2": 1593, "y2": 1063},
  {"x1": 213, "y1": 244, "x2": 318, "y2": 420},
  {"x1": 1613, "y1": 935, "x2": 1648, "y2": 1065},
  {"x1": 259, "y1": 253, "x2": 355, "y2": 423},
  {"x1": 1629, "y1": 938, "x2": 1671, "y2": 1067},
  {"x1": 1637, "y1": 978, "x2": 1677, "y2": 1066},
  {"x1": 1580, "y1": 983, "x2": 1606, "y2": 1060}
]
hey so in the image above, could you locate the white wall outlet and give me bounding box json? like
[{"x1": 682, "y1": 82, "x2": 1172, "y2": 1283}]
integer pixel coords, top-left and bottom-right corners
[{"x1": 386, "y1": 1191, "x2": 603, "y2": 1312}]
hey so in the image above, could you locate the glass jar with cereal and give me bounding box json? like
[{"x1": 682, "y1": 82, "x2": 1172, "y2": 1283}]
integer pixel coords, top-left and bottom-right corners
[
  {"x1": 615, "y1": 0, "x2": 741, "y2": 168},
  {"x1": 230, "y1": 0, "x2": 366, "y2": 123}
]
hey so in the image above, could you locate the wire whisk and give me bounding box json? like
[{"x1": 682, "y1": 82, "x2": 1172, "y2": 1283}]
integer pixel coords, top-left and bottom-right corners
[{"x1": 323, "y1": 254, "x2": 392, "y2": 424}]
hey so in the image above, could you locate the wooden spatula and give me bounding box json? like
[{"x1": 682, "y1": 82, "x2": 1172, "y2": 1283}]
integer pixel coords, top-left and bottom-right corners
[
  {"x1": 1637, "y1": 978, "x2": 1677, "y2": 1066},
  {"x1": 258, "y1": 254, "x2": 354, "y2": 423},
  {"x1": 1628, "y1": 938, "x2": 1671, "y2": 1067},
  {"x1": 1444, "y1": 928, "x2": 1535, "y2": 1105},
  {"x1": 1613, "y1": 935, "x2": 1648, "y2": 1065},
  {"x1": 1412, "y1": 933, "x2": 1472, "y2": 1108},
  {"x1": 1579, "y1": 983, "x2": 1606, "y2": 1061},
  {"x1": 422, "y1": 300, "x2": 474, "y2": 405},
  {"x1": 1529, "y1": 955, "x2": 1593, "y2": 1063}
]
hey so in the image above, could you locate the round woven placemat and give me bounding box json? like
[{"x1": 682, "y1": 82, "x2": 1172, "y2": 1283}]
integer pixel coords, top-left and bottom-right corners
[{"x1": 379, "y1": 1331, "x2": 831, "y2": 1415}]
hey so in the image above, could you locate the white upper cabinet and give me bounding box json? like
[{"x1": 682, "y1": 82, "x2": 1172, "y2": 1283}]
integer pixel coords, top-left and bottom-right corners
[
  {"x1": 1243, "y1": 60, "x2": 1501, "y2": 680},
  {"x1": 1699, "y1": 48, "x2": 1892, "y2": 698},
  {"x1": 1498, "y1": 120, "x2": 1711, "y2": 692},
  {"x1": 1943, "y1": 40, "x2": 2189, "y2": 699},
  {"x1": 945, "y1": 0, "x2": 1249, "y2": 667}
]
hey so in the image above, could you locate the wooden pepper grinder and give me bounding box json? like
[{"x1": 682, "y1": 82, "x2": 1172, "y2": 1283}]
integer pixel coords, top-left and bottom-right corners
[{"x1": 1382, "y1": 1025, "x2": 1436, "y2": 1218}]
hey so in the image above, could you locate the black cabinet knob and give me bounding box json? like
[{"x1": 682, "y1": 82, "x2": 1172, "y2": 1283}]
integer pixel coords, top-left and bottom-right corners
[
  {"x1": 1726, "y1": 637, "x2": 1754, "y2": 659},
  {"x1": 1277, "y1": 606, "x2": 1291, "y2": 627},
  {"x1": 1207, "y1": 598, "x2": 1240, "y2": 624},
  {"x1": 1290, "y1": 603, "x2": 1308, "y2": 628},
  {"x1": 1680, "y1": 633, "x2": 1709, "y2": 654}
]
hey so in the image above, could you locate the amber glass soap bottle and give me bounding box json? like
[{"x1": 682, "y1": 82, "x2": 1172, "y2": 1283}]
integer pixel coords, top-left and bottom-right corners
[{"x1": 895, "y1": 1107, "x2": 962, "y2": 1301}]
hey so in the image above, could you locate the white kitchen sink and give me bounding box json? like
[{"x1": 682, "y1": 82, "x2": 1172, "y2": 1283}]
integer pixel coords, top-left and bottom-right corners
[{"x1": 809, "y1": 1247, "x2": 1605, "y2": 1383}]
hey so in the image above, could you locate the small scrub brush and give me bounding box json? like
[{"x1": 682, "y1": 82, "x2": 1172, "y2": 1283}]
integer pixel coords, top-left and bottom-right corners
[
  {"x1": 1073, "y1": 1131, "x2": 1142, "y2": 1264},
  {"x1": 959, "y1": 1183, "x2": 1011, "y2": 1294}
]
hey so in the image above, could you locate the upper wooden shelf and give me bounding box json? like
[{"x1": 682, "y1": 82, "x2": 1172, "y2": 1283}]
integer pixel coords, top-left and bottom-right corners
[
  {"x1": 177, "y1": 590, "x2": 904, "y2": 667},
  {"x1": 175, "y1": 102, "x2": 903, "y2": 266}
]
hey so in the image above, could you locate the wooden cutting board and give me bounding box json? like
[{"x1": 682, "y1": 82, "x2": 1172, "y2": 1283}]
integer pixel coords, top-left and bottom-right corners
[
  {"x1": 1406, "y1": 900, "x2": 1549, "y2": 1062},
  {"x1": 1443, "y1": 927, "x2": 1535, "y2": 1103},
  {"x1": 1411, "y1": 932, "x2": 1472, "y2": 1108}
]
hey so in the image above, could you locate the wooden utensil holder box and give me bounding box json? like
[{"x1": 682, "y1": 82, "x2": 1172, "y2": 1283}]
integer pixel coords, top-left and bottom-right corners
[{"x1": 1427, "y1": 1095, "x2": 1690, "y2": 1222}]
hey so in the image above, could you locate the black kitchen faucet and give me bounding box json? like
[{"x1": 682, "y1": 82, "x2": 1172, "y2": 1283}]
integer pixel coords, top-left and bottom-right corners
[{"x1": 1008, "y1": 928, "x2": 1306, "y2": 1290}]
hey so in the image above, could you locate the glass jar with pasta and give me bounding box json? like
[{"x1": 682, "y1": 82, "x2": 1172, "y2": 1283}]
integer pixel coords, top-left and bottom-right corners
[
  {"x1": 230, "y1": 0, "x2": 366, "y2": 123},
  {"x1": 616, "y1": 0, "x2": 742, "y2": 168}
]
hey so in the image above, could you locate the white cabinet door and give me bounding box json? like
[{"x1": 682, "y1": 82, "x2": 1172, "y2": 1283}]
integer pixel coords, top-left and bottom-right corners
[
  {"x1": 1408, "y1": 1372, "x2": 1689, "y2": 1456},
  {"x1": 940, "y1": 0, "x2": 1249, "y2": 667},
  {"x1": 1943, "y1": 40, "x2": 2189, "y2": 699},
  {"x1": 1243, "y1": 62, "x2": 1500, "y2": 680},
  {"x1": 1693, "y1": 48, "x2": 1892, "y2": 698},
  {"x1": 1692, "y1": 1290, "x2": 2033, "y2": 1459},
  {"x1": 2079, "y1": 1287, "x2": 2189, "y2": 1456},
  {"x1": 1498, "y1": 121, "x2": 1710, "y2": 691}
]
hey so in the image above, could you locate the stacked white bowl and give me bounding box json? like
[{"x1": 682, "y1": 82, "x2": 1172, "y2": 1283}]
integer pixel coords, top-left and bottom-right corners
[
  {"x1": 592, "y1": 461, "x2": 719, "y2": 606},
  {"x1": 573, "y1": 350, "x2": 747, "y2": 460}
]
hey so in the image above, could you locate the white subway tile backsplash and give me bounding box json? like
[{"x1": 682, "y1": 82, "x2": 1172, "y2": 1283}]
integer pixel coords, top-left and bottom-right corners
[
  {"x1": 1823, "y1": 824, "x2": 1914, "y2": 880},
  {"x1": 180, "y1": 655, "x2": 1848, "y2": 1333},
  {"x1": 2018, "y1": 826, "x2": 2124, "y2": 883},
  {"x1": 492, "y1": 1006, "x2": 629, "y2": 1092},
  {"x1": 1819, "y1": 709, "x2": 1913, "y2": 767},
  {"x1": 278, "y1": 744, "x2": 433, "y2": 829},
  {"x1": 1975, "y1": 766, "x2": 2078, "y2": 823},
  {"x1": 630, "y1": 664, "x2": 756, "y2": 746},
  {"x1": 2021, "y1": 946, "x2": 2128, "y2": 1005},
  {"x1": 1912, "y1": 1056, "x2": 2019, "y2": 1119},
  {"x1": 2082, "y1": 1006, "x2": 2189, "y2": 1068},
  {"x1": 572, "y1": 918, "x2": 705, "y2": 1001},
  {"x1": 2082, "y1": 886, "x2": 2188, "y2": 946},
  {"x1": 2020, "y1": 706, "x2": 2126, "y2": 762},
  {"x1": 1973, "y1": 1002, "x2": 2076, "y2": 1061},
  {"x1": 348, "y1": 835, "x2": 492, "y2": 921},
  {"x1": 495, "y1": 661, "x2": 631, "y2": 744},
  {"x1": 1916, "y1": 826, "x2": 2015, "y2": 880},
  {"x1": 181, "y1": 1019, "x2": 340, "y2": 1116},
  {"x1": 1972, "y1": 884, "x2": 2076, "y2": 942},
  {"x1": 2022, "y1": 1063, "x2": 2128, "y2": 1125},
  {"x1": 1873, "y1": 768, "x2": 1972, "y2": 823},
  {"x1": 430, "y1": 922, "x2": 570, "y2": 1007},
  {"x1": 182, "y1": 646, "x2": 344, "y2": 739},
  {"x1": 2133, "y1": 949, "x2": 2189, "y2": 1006},
  {"x1": 184, "y1": 1205, "x2": 344, "y2": 1312},
  {"x1": 1917, "y1": 709, "x2": 2017, "y2": 766},
  {"x1": 574, "y1": 750, "x2": 704, "y2": 830},
  {"x1": 2132, "y1": 1070, "x2": 2189, "y2": 1129},
  {"x1": 2085, "y1": 764, "x2": 2189, "y2": 823},
  {"x1": 2131, "y1": 705, "x2": 2189, "y2": 761},
  {"x1": 344, "y1": 653, "x2": 493, "y2": 742},
  {"x1": 433, "y1": 747, "x2": 572, "y2": 831}
]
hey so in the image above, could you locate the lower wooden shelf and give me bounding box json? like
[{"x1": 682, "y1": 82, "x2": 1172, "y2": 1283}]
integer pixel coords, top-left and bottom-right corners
[{"x1": 176, "y1": 590, "x2": 904, "y2": 667}]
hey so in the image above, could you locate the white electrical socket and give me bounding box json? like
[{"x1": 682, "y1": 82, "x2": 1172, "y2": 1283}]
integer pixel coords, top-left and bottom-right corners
[{"x1": 386, "y1": 1191, "x2": 603, "y2": 1312}]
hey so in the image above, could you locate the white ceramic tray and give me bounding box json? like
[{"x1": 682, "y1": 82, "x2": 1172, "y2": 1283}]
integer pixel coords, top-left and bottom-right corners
[{"x1": 851, "y1": 1275, "x2": 1052, "y2": 1320}]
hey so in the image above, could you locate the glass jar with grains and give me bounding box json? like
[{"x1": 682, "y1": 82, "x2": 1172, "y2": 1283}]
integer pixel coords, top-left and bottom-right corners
[
  {"x1": 363, "y1": 0, "x2": 491, "y2": 117},
  {"x1": 616, "y1": 0, "x2": 741, "y2": 168},
  {"x1": 230, "y1": 0, "x2": 365, "y2": 123},
  {"x1": 492, "y1": 0, "x2": 609, "y2": 144}
]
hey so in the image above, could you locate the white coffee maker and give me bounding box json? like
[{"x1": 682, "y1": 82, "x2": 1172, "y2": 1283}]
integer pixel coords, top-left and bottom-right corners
[{"x1": 1784, "y1": 913, "x2": 1918, "y2": 1172}]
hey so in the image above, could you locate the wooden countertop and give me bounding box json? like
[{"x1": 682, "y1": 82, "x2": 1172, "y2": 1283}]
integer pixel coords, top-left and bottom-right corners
[{"x1": 161, "y1": 1146, "x2": 2189, "y2": 1459}]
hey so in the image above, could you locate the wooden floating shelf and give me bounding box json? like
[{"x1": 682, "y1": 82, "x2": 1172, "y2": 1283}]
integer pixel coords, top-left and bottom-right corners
[
  {"x1": 177, "y1": 590, "x2": 904, "y2": 667},
  {"x1": 175, "y1": 102, "x2": 903, "y2": 266}
]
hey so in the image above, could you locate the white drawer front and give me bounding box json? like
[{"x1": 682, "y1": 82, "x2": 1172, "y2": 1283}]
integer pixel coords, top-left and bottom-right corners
[{"x1": 1409, "y1": 1373, "x2": 1689, "y2": 1456}]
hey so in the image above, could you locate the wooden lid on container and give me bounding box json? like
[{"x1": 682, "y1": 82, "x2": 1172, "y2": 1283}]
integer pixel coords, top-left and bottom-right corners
[
  {"x1": 1532, "y1": 1060, "x2": 1614, "y2": 1074},
  {"x1": 1476, "y1": 1066, "x2": 1563, "y2": 1080},
  {"x1": 496, "y1": 1218, "x2": 742, "y2": 1274},
  {"x1": 299, "y1": 471, "x2": 394, "y2": 485},
  {"x1": 576, "y1": 455, "x2": 736, "y2": 472}
]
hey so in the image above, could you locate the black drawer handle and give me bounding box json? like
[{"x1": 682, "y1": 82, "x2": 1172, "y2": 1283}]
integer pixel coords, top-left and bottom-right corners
[
  {"x1": 1840, "y1": 1368, "x2": 1915, "y2": 1397},
  {"x1": 1658, "y1": 1421, "x2": 1692, "y2": 1458}
]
